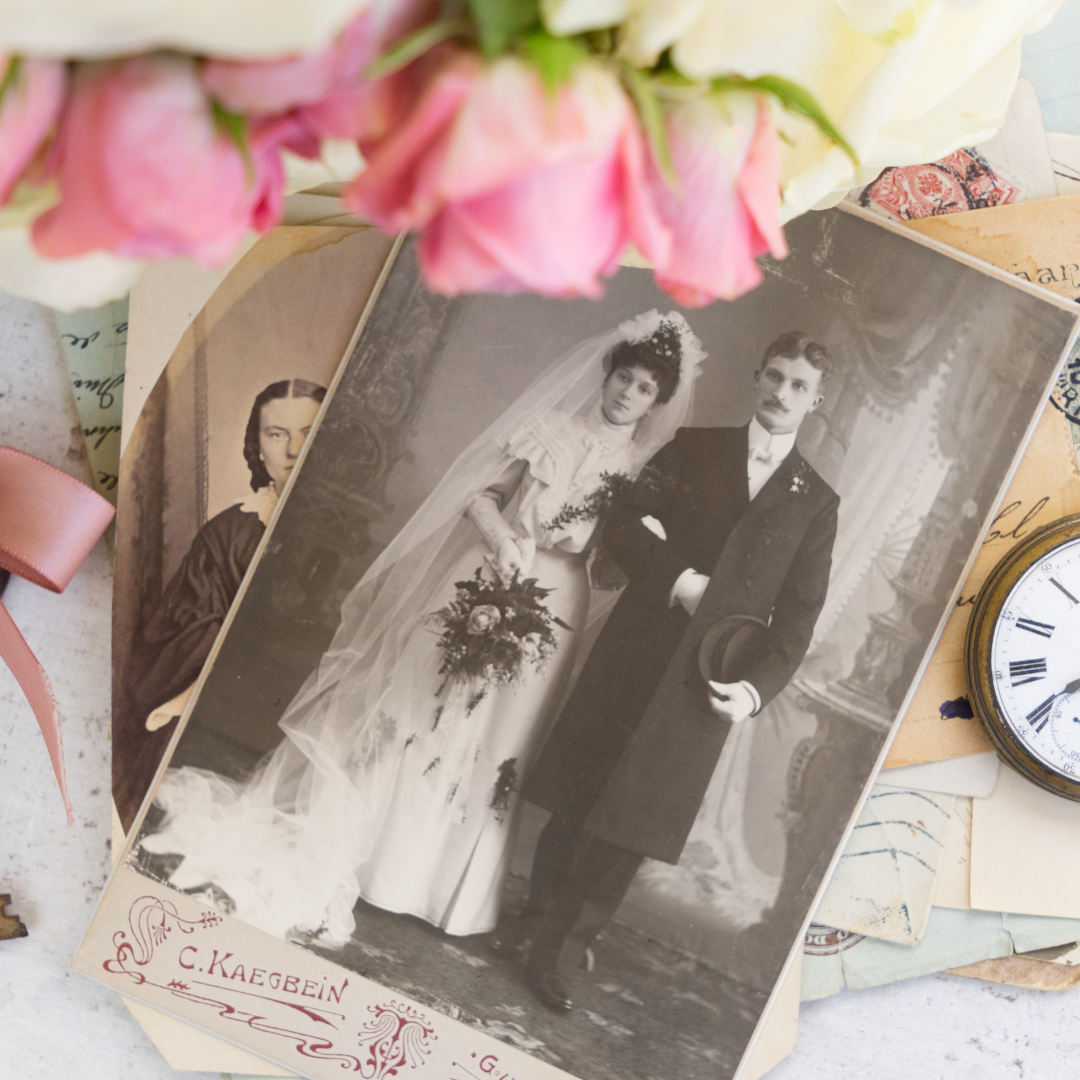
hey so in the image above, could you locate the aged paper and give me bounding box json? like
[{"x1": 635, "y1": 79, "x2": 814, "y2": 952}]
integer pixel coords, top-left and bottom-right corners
[
  {"x1": 931, "y1": 796, "x2": 974, "y2": 910},
  {"x1": 946, "y1": 953, "x2": 1080, "y2": 990},
  {"x1": 56, "y1": 297, "x2": 128, "y2": 506},
  {"x1": 884, "y1": 193, "x2": 1080, "y2": 766},
  {"x1": 801, "y1": 908, "x2": 1080, "y2": 1001},
  {"x1": 811, "y1": 788, "x2": 956, "y2": 946},
  {"x1": 877, "y1": 752, "x2": 999, "y2": 796},
  {"x1": 970, "y1": 764, "x2": 1080, "y2": 918}
]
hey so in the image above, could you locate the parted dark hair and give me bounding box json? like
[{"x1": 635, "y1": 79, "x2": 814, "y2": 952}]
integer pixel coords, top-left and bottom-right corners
[
  {"x1": 602, "y1": 320, "x2": 683, "y2": 405},
  {"x1": 759, "y1": 331, "x2": 832, "y2": 384},
  {"x1": 243, "y1": 378, "x2": 326, "y2": 490}
]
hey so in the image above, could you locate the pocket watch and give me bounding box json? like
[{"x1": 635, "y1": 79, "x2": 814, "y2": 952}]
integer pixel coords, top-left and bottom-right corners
[{"x1": 966, "y1": 513, "x2": 1080, "y2": 800}]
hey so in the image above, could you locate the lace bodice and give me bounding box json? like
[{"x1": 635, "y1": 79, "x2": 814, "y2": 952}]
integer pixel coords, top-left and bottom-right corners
[{"x1": 467, "y1": 409, "x2": 641, "y2": 556}]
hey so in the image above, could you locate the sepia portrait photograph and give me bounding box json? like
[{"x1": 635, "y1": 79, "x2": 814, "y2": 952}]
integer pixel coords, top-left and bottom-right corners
[
  {"x1": 111, "y1": 225, "x2": 394, "y2": 832},
  {"x1": 90, "y1": 208, "x2": 1079, "y2": 1080}
]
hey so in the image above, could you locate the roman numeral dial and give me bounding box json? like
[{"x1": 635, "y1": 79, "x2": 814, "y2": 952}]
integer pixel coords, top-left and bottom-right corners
[
  {"x1": 1009, "y1": 658, "x2": 1047, "y2": 686},
  {"x1": 1026, "y1": 694, "x2": 1056, "y2": 732},
  {"x1": 977, "y1": 523, "x2": 1080, "y2": 797}
]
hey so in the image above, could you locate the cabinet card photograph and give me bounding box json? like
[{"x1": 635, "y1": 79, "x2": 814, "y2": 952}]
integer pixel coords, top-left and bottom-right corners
[
  {"x1": 79, "y1": 208, "x2": 1080, "y2": 1080},
  {"x1": 112, "y1": 225, "x2": 395, "y2": 833}
]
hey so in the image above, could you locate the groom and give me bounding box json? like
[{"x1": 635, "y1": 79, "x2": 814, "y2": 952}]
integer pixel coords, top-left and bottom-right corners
[{"x1": 520, "y1": 331, "x2": 840, "y2": 1010}]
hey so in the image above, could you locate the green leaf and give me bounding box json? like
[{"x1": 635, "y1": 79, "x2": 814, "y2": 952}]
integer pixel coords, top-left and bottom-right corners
[
  {"x1": 0, "y1": 55, "x2": 22, "y2": 109},
  {"x1": 468, "y1": 0, "x2": 541, "y2": 57},
  {"x1": 714, "y1": 73, "x2": 858, "y2": 166},
  {"x1": 365, "y1": 17, "x2": 472, "y2": 81},
  {"x1": 521, "y1": 29, "x2": 588, "y2": 92},
  {"x1": 652, "y1": 67, "x2": 696, "y2": 93},
  {"x1": 211, "y1": 100, "x2": 254, "y2": 180},
  {"x1": 620, "y1": 63, "x2": 678, "y2": 192}
]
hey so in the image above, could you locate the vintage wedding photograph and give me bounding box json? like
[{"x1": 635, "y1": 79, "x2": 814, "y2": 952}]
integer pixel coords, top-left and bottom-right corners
[{"x1": 119, "y1": 208, "x2": 1076, "y2": 1080}]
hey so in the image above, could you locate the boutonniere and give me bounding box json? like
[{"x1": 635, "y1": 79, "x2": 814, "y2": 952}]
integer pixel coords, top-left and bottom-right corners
[{"x1": 789, "y1": 465, "x2": 810, "y2": 495}]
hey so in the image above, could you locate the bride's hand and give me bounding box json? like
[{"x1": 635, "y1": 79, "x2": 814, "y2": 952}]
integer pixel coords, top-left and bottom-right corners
[{"x1": 496, "y1": 537, "x2": 524, "y2": 582}]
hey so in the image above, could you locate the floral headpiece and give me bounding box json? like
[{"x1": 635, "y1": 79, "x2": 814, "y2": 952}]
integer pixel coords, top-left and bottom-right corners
[{"x1": 618, "y1": 310, "x2": 707, "y2": 381}]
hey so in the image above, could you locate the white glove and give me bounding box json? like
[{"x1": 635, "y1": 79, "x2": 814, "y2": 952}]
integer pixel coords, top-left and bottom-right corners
[
  {"x1": 673, "y1": 570, "x2": 709, "y2": 616},
  {"x1": 707, "y1": 680, "x2": 757, "y2": 723},
  {"x1": 145, "y1": 682, "x2": 195, "y2": 731}
]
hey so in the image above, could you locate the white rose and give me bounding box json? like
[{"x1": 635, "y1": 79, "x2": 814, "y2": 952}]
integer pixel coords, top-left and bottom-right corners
[
  {"x1": 0, "y1": 228, "x2": 143, "y2": 311},
  {"x1": 0, "y1": 187, "x2": 143, "y2": 310},
  {"x1": 546, "y1": 0, "x2": 1063, "y2": 224},
  {"x1": 541, "y1": 0, "x2": 632, "y2": 36},
  {"x1": 0, "y1": 0, "x2": 372, "y2": 60}
]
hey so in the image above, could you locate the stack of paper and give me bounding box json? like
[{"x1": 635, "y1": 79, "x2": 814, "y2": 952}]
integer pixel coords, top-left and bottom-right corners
[{"x1": 807, "y1": 43, "x2": 1080, "y2": 1013}]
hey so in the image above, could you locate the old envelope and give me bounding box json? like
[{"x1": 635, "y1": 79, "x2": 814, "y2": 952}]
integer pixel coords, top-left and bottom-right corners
[
  {"x1": 801, "y1": 908, "x2": 1080, "y2": 1001},
  {"x1": 811, "y1": 788, "x2": 956, "y2": 946}
]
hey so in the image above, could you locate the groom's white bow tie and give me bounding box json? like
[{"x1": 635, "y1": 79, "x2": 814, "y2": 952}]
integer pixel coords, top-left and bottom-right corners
[{"x1": 748, "y1": 445, "x2": 774, "y2": 466}]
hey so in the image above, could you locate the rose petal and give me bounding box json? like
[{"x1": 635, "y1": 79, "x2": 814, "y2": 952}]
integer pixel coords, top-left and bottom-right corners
[
  {"x1": 344, "y1": 52, "x2": 480, "y2": 229},
  {"x1": 0, "y1": 56, "x2": 65, "y2": 204},
  {"x1": 33, "y1": 56, "x2": 282, "y2": 266}
]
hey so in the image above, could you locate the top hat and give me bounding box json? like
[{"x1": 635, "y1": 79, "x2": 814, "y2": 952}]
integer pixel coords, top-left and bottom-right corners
[{"x1": 697, "y1": 614, "x2": 772, "y2": 686}]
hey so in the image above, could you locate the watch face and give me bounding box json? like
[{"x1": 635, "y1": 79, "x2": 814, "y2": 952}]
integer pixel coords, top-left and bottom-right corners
[{"x1": 989, "y1": 534, "x2": 1080, "y2": 783}]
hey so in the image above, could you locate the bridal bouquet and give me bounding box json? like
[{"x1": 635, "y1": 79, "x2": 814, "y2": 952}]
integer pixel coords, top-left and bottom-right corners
[
  {"x1": 428, "y1": 565, "x2": 571, "y2": 714},
  {"x1": 0, "y1": 0, "x2": 1062, "y2": 310}
]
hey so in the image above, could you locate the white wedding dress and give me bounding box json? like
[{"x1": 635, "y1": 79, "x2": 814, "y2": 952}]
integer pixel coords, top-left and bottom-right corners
[{"x1": 142, "y1": 409, "x2": 643, "y2": 941}]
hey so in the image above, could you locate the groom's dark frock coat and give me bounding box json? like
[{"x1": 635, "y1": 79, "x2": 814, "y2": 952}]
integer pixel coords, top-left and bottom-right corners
[{"x1": 523, "y1": 424, "x2": 839, "y2": 864}]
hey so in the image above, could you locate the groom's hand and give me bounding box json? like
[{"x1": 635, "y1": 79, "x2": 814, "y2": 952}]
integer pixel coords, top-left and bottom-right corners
[{"x1": 707, "y1": 681, "x2": 757, "y2": 723}]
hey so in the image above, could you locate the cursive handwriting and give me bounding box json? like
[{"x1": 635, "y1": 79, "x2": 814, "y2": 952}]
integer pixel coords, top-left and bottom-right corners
[
  {"x1": 84, "y1": 423, "x2": 121, "y2": 450},
  {"x1": 72, "y1": 372, "x2": 125, "y2": 410},
  {"x1": 955, "y1": 594, "x2": 976, "y2": 608},
  {"x1": 982, "y1": 496, "x2": 1049, "y2": 545},
  {"x1": 96, "y1": 470, "x2": 118, "y2": 492},
  {"x1": 61, "y1": 330, "x2": 100, "y2": 350}
]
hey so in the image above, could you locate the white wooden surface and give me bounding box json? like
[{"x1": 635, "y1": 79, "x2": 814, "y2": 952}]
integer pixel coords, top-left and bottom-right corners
[{"x1": 2, "y1": 297, "x2": 1080, "y2": 1080}]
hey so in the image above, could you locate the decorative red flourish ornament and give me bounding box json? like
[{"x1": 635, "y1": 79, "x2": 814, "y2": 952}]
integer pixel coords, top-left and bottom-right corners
[
  {"x1": 0, "y1": 447, "x2": 115, "y2": 823},
  {"x1": 358, "y1": 1001, "x2": 437, "y2": 1080}
]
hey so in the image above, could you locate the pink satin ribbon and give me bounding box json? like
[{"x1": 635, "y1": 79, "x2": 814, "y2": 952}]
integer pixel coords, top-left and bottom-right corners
[{"x1": 0, "y1": 447, "x2": 115, "y2": 824}]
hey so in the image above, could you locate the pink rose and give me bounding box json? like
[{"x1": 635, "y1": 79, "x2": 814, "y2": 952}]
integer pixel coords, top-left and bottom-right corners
[
  {"x1": 466, "y1": 604, "x2": 502, "y2": 635},
  {"x1": 202, "y1": 0, "x2": 437, "y2": 151},
  {"x1": 0, "y1": 55, "x2": 66, "y2": 205},
  {"x1": 31, "y1": 55, "x2": 287, "y2": 265},
  {"x1": 649, "y1": 93, "x2": 787, "y2": 307},
  {"x1": 345, "y1": 53, "x2": 671, "y2": 298}
]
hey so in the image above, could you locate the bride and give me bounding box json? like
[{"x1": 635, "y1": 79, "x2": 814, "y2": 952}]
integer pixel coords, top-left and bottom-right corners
[{"x1": 141, "y1": 309, "x2": 704, "y2": 945}]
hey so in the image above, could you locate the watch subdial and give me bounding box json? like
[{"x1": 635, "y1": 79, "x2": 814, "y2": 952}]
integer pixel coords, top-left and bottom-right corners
[{"x1": 1046, "y1": 693, "x2": 1080, "y2": 772}]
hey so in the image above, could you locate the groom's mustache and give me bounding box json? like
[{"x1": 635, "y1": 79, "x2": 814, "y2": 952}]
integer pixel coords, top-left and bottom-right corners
[{"x1": 763, "y1": 397, "x2": 788, "y2": 412}]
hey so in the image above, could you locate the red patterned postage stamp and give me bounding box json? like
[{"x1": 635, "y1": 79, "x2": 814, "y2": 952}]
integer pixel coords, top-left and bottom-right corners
[{"x1": 860, "y1": 149, "x2": 1019, "y2": 220}]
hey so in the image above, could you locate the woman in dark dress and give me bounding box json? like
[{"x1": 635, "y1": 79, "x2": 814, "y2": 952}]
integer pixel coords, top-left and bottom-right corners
[{"x1": 132, "y1": 378, "x2": 325, "y2": 732}]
